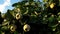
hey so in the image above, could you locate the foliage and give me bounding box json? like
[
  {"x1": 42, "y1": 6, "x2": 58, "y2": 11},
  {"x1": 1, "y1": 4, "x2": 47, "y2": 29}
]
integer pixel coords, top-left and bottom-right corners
[{"x1": 0, "y1": 0, "x2": 60, "y2": 34}]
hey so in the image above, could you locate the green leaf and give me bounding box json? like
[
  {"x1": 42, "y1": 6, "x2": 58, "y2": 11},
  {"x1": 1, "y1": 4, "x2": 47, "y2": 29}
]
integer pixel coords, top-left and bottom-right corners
[
  {"x1": 48, "y1": 16, "x2": 54, "y2": 23},
  {"x1": 14, "y1": 31, "x2": 18, "y2": 34},
  {"x1": 51, "y1": 24, "x2": 58, "y2": 27},
  {"x1": 43, "y1": 0, "x2": 48, "y2": 3},
  {"x1": 48, "y1": 15, "x2": 58, "y2": 27},
  {"x1": 57, "y1": 16, "x2": 60, "y2": 21}
]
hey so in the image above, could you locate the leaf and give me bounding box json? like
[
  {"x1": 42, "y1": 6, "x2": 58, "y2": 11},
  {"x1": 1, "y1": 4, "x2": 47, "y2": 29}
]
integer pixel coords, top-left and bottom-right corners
[
  {"x1": 57, "y1": 16, "x2": 60, "y2": 21},
  {"x1": 48, "y1": 16, "x2": 54, "y2": 23},
  {"x1": 1, "y1": 26, "x2": 8, "y2": 31},
  {"x1": 14, "y1": 31, "x2": 18, "y2": 34},
  {"x1": 43, "y1": 0, "x2": 48, "y2": 3},
  {"x1": 2, "y1": 21, "x2": 9, "y2": 26},
  {"x1": 48, "y1": 15, "x2": 58, "y2": 27},
  {"x1": 51, "y1": 24, "x2": 58, "y2": 27}
]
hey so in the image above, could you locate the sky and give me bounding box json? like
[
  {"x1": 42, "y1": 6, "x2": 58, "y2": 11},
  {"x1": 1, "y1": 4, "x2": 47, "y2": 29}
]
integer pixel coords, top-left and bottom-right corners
[{"x1": 0, "y1": 0, "x2": 42, "y2": 13}]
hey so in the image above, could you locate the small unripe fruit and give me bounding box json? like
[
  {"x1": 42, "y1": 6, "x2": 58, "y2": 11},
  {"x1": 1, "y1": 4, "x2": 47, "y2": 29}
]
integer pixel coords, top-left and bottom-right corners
[
  {"x1": 50, "y1": 3, "x2": 55, "y2": 9},
  {"x1": 23, "y1": 24, "x2": 30, "y2": 32},
  {"x1": 16, "y1": 13, "x2": 20, "y2": 20},
  {"x1": 10, "y1": 25, "x2": 16, "y2": 32}
]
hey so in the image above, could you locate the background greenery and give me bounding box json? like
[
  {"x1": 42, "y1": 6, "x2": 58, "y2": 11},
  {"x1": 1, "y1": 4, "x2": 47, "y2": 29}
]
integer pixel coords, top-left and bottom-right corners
[{"x1": 0, "y1": 0, "x2": 60, "y2": 34}]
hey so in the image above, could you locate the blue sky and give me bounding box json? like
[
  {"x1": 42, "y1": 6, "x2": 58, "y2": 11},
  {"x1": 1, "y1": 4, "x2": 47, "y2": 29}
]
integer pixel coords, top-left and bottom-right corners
[
  {"x1": 0, "y1": 0, "x2": 20, "y2": 13},
  {"x1": 0, "y1": 0, "x2": 42, "y2": 13}
]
